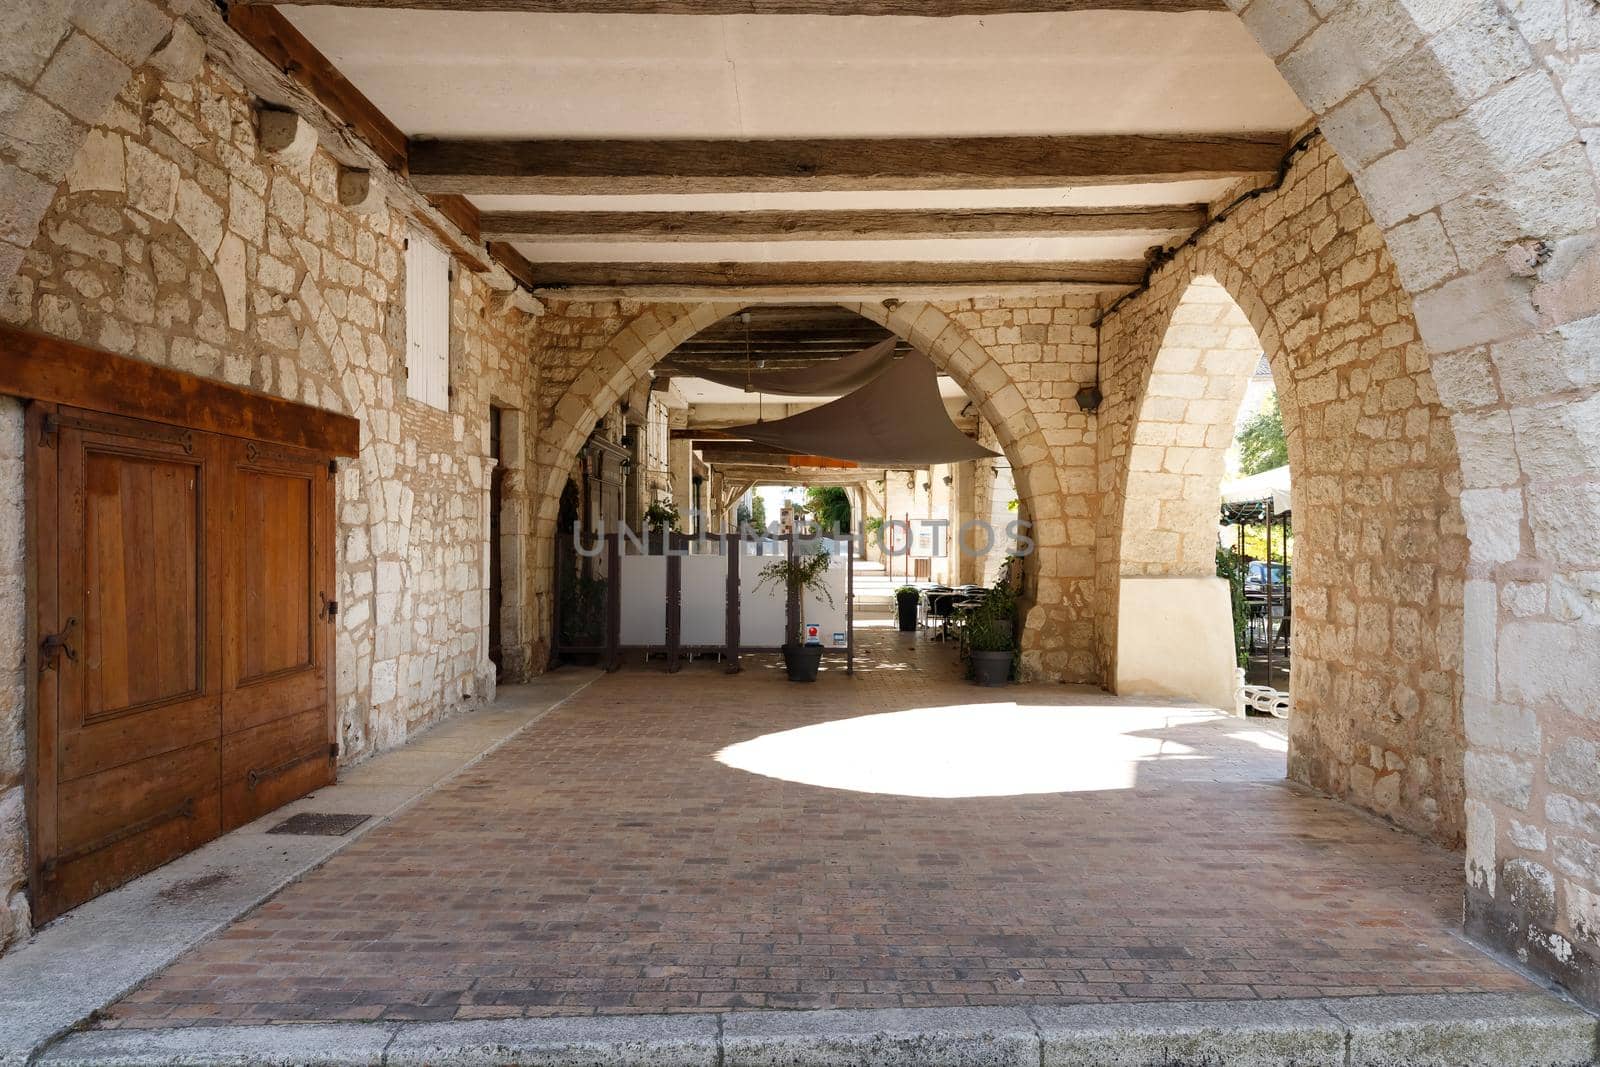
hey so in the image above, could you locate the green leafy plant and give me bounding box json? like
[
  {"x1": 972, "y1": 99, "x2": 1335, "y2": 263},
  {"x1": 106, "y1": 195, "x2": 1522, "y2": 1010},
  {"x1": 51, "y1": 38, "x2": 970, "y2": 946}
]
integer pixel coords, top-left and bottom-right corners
[
  {"x1": 754, "y1": 547, "x2": 833, "y2": 645},
  {"x1": 959, "y1": 575, "x2": 1020, "y2": 665},
  {"x1": 1216, "y1": 544, "x2": 1250, "y2": 668},
  {"x1": 644, "y1": 500, "x2": 680, "y2": 533},
  {"x1": 893, "y1": 584, "x2": 920, "y2": 602},
  {"x1": 1236, "y1": 394, "x2": 1288, "y2": 476},
  {"x1": 805, "y1": 486, "x2": 851, "y2": 533}
]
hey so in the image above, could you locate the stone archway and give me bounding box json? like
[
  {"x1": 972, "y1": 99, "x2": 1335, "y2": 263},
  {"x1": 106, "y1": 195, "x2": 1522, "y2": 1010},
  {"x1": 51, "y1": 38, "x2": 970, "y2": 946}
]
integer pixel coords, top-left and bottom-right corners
[
  {"x1": 1225, "y1": 0, "x2": 1600, "y2": 1000},
  {"x1": 1110, "y1": 275, "x2": 1281, "y2": 712},
  {"x1": 528, "y1": 299, "x2": 1079, "y2": 679},
  {"x1": 1099, "y1": 137, "x2": 1469, "y2": 857}
]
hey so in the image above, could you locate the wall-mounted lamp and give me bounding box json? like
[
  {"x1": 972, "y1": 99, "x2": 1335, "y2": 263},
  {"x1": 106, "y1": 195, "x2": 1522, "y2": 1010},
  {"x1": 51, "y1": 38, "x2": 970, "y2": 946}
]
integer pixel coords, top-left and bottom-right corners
[{"x1": 1075, "y1": 384, "x2": 1103, "y2": 412}]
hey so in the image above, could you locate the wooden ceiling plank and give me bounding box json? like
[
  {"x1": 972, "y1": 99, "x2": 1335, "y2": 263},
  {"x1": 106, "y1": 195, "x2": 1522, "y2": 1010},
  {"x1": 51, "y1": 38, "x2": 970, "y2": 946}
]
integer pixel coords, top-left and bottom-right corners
[
  {"x1": 234, "y1": 1, "x2": 1229, "y2": 12},
  {"x1": 483, "y1": 205, "x2": 1206, "y2": 242},
  {"x1": 408, "y1": 134, "x2": 1286, "y2": 195},
  {"x1": 526, "y1": 259, "x2": 1146, "y2": 288}
]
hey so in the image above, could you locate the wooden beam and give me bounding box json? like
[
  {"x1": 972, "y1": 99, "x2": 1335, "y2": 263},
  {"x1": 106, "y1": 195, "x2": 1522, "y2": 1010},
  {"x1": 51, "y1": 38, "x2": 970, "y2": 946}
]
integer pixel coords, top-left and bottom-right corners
[
  {"x1": 408, "y1": 134, "x2": 1286, "y2": 195},
  {"x1": 225, "y1": 7, "x2": 408, "y2": 173},
  {"x1": 482, "y1": 205, "x2": 1206, "y2": 243},
  {"x1": 0, "y1": 324, "x2": 360, "y2": 456},
  {"x1": 217, "y1": 7, "x2": 545, "y2": 283},
  {"x1": 538, "y1": 282, "x2": 1132, "y2": 302},
  {"x1": 427, "y1": 194, "x2": 481, "y2": 243},
  {"x1": 525, "y1": 260, "x2": 1146, "y2": 289},
  {"x1": 486, "y1": 241, "x2": 539, "y2": 290},
  {"x1": 235, "y1": 1, "x2": 1230, "y2": 12}
]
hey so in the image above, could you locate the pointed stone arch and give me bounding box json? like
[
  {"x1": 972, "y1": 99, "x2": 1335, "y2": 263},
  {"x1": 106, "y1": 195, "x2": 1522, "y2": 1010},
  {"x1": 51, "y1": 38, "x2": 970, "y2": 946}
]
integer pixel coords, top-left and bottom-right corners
[{"x1": 528, "y1": 299, "x2": 1078, "y2": 678}]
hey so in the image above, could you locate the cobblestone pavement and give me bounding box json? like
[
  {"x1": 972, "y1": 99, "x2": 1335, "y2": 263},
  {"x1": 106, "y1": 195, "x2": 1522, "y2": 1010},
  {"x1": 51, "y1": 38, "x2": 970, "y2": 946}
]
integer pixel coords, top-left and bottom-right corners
[{"x1": 99, "y1": 619, "x2": 1530, "y2": 1026}]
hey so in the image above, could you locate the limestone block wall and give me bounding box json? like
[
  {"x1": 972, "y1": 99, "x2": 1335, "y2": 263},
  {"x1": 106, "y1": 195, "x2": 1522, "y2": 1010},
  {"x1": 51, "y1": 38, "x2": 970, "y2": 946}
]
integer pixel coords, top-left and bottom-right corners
[
  {"x1": 0, "y1": 55, "x2": 536, "y2": 952},
  {"x1": 1098, "y1": 136, "x2": 1469, "y2": 848}
]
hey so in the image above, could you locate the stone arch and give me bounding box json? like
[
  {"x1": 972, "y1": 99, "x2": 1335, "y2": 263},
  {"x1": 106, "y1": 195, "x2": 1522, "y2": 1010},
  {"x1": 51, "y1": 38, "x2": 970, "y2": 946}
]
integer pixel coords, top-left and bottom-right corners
[
  {"x1": 0, "y1": 1, "x2": 183, "y2": 295},
  {"x1": 529, "y1": 299, "x2": 1076, "y2": 677},
  {"x1": 1117, "y1": 276, "x2": 1280, "y2": 579},
  {"x1": 1108, "y1": 275, "x2": 1285, "y2": 712},
  {"x1": 1226, "y1": 1, "x2": 1600, "y2": 999},
  {"x1": 1098, "y1": 140, "x2": 1471, "y2": 859}
]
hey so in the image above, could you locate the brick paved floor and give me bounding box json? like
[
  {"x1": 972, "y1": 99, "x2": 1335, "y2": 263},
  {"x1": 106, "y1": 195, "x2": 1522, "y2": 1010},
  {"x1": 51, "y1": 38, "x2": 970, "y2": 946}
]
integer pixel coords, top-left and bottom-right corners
[{"x1": 99, "y1": 617, "x2": 1530, "y2": 1027}]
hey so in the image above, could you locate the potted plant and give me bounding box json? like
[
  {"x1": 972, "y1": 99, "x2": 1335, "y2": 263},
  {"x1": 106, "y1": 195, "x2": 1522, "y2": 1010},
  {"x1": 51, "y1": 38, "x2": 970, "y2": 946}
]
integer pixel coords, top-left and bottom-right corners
[
  {"x1": 967, "y1": 614, "x2": 1015, "y2": 686},
  {"x1": 894, "y1": 585, "x2": 920, "y2": 631},
  {"x1": 961, "y1": 576, "x2": 1019, "y2": 686},
  {"x1": 643, "y1": 499, "x2": 680, "y2": 553},
  {"x1": 755, "y1": 546, "x2": 834, "y2": 682}
]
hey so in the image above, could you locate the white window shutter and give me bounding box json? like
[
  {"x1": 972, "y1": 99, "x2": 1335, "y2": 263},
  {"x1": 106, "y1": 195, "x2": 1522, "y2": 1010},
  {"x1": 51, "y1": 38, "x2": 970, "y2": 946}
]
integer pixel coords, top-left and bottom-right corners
[{"x1": 405, "y1": 227, "x2": 451, "y2": 409}]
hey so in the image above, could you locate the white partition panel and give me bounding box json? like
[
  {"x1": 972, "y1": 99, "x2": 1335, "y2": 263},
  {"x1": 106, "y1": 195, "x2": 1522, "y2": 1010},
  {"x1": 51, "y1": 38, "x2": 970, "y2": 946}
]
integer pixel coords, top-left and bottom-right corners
[
  {"x1": 804, "y1": 558, "x2": 851, "y2": 649},
  {"x1": 681, "y1": 555, "x2": 727, "y2": 646},
  {"x1": 739, "y1": 553, "x2": 788, "y2": 647},
  {"x1": 619, "y1": 554, "x2": 667, "y2": 646}
]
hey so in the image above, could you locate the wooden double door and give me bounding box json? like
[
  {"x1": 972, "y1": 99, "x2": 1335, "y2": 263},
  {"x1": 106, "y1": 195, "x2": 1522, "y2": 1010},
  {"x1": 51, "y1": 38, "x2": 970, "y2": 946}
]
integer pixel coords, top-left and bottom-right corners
[{"x1": 29, "y1": 404, "x2": 338, "y2": 923}]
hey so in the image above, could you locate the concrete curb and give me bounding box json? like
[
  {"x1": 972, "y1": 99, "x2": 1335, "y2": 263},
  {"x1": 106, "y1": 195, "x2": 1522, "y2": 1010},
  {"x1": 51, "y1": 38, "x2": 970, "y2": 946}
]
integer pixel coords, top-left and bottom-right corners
[{"x1": 35, "y1": 993, "x2": 1600, "y2": 1067}]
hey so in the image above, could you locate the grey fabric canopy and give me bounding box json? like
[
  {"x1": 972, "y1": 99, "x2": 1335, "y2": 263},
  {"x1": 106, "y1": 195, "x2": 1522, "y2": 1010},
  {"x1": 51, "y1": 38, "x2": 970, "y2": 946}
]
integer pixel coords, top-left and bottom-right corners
[
  {"x1": 691, "y1": 337, "x2": 898, "y2": 397},
  {"x1": 720, "y1": 348, "x2": 999, "y2": 466}
]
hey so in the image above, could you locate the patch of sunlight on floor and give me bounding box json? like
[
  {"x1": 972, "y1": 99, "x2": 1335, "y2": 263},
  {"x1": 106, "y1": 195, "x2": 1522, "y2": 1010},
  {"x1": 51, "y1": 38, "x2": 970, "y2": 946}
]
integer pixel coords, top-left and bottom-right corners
[
  {"x1": 714, "y1": 704, "x2": 1217, "y2": 798},
  {"x1": 1227, "y1": 728, "x2": 1290, "y2": 753}
]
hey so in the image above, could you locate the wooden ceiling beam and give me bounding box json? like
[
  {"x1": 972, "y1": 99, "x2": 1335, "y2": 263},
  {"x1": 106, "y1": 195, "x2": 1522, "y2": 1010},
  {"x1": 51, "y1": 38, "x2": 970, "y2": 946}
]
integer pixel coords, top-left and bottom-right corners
[
  {"x1": 409, "y1": 134, "x2": 1285, "y2": 195},
  {"x1": 483, "y1": 205, "x2": 1205, "y2": 242},
  {"x1": 233, "y1": 1, "x2": 1229, "y2": 12},
  {"x1": 524, "y1": 259, "x2": 1146, "y2": 289}
]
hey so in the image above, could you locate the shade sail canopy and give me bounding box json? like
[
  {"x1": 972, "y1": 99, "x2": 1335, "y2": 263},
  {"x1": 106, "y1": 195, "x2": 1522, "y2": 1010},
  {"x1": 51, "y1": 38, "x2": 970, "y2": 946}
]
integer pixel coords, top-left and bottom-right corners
[
  {"x1": 691, "y1": 337, "x2": 898, "y2": 397},
  {"x1": 1220, "y1": 464, "x2": 1291, "y2": 518},
  {"x1": 720, "y1": 348, "x2": 998, "y2": 466}
]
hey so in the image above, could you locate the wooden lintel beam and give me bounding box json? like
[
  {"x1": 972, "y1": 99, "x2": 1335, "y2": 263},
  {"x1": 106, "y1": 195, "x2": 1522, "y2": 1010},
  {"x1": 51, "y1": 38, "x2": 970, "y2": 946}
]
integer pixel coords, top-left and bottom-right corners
[
  {"x1": 0, "y1": 324, "x2": 360, "y2": 456},
  {"x1": 408, "y1": 134, "x2": 1286, "y2": 196},
  {"x1": 482, "y1": 205, "x2": 1206, "y2": 243},
  {"x1": 525, "y1": 259, "x2": 1146, "y2": 289},
  {"x1": 235, "y1": 1, "x2": 1229, "y2": 12}
]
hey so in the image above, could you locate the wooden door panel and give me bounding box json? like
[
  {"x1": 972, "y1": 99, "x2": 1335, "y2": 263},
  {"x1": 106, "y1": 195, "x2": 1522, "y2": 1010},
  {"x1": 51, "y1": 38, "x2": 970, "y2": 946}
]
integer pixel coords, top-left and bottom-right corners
[
  {"x1": 238, "y1": 468, "x2": 314, "y2": 682},
  {"x1": 58, "y1": 700, "x2": 220, "y2": 782},
  {"x1": 81, "y1": 450, "x2": 202, "y2": 717},
  {"x1": 37, "y1": 409, "x2": 224, "y2": 923},
  {"x1": 221, "y1": 706, "x2": 333, "y2": 832},
  {"x1": 222, "y1": 440, "x2": 335, "y2": 829},
  {"x1": 222, "y1": 668, "x2": 323, "y2": 736}
]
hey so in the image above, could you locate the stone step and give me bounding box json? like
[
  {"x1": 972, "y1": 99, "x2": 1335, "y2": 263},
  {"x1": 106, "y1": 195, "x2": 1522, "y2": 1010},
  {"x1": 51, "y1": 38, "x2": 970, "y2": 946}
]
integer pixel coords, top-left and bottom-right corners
[{"x1": 36, "y1": 994, "x2": 1600, "y2": 1066}]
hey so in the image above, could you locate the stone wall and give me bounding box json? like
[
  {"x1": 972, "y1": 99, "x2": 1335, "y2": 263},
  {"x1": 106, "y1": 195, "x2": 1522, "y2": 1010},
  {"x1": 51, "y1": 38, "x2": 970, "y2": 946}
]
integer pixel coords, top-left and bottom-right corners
[
  {"x1": 0, "y1": 53, "x2": 536, "y2": 953},
  {"x1": 1098, "y1": 135, "x2": 1469, "y2": 848}
]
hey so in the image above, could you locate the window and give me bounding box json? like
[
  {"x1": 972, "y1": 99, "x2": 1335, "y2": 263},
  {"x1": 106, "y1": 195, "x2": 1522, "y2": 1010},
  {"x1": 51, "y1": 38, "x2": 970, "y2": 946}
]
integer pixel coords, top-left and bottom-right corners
[{"x1": 405, "y1": 226, "x2": 451, "y2": 409}]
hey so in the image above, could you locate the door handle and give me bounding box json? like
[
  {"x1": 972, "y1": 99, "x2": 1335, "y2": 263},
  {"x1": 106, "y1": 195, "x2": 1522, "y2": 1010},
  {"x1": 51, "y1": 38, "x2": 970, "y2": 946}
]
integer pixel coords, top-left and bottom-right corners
[{"x1": 39, "y1": 617, "x2": 77, "y2": 672}]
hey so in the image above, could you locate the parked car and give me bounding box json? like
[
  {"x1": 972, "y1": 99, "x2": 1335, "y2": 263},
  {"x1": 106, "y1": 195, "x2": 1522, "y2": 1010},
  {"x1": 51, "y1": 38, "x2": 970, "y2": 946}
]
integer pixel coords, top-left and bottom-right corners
[{"x1": 1245, "y1": 560, "x2": 1287, "y2": 597}]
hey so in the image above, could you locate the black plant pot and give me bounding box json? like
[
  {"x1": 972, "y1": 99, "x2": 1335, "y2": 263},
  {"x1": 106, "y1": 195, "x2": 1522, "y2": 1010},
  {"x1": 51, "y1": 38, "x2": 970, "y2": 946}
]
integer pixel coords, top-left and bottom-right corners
[
  {"x1": 971, "y1": 650, "x2": 1013, "y2": 687},
  {"x1": 783, "y1": 643, "x2": 824, "y2": 683},
  {"x1": 895, "y1": 594, "x2": 919, "y2": 632}
]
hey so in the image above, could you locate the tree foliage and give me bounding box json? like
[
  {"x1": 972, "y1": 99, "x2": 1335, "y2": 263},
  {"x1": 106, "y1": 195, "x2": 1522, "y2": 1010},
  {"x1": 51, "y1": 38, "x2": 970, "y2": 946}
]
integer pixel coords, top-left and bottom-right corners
[
  {"x1": 1236, "y1": 394, "x2": 1288, "y2": 476},
  {"x1": 804, "y1": 486, "x2": 851, "y2": 533}
]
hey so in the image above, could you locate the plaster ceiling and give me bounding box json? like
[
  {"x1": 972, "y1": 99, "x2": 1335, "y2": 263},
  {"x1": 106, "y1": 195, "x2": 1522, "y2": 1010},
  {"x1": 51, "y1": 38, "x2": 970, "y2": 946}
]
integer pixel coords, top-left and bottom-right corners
[{"x1": 281, "y1": 10, "x2": 1309, "y2": 140}]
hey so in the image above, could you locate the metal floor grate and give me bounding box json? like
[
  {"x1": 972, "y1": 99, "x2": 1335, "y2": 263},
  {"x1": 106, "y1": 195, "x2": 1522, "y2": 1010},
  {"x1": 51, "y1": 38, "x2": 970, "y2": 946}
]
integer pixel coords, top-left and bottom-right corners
[{"x1": 266, "y1": 812, "x2": 370, "y2": 836}]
